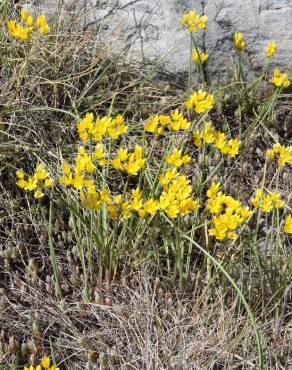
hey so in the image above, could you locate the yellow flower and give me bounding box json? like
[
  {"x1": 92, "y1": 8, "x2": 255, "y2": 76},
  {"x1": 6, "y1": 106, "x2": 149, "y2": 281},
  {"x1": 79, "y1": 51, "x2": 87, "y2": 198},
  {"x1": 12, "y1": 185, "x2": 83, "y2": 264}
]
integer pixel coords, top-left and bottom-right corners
[
  {"x1": 39, "y1": 23, "x2": 50, "y2": 34},
  {"x1": 266, "y1": 143, "x2": 292, "y2": 166},
  {"x1": 44, "y1": 178, "x2": 54, "y2": 187},
  {"x1": 71, "y1": 174, "x2": 84, "y2": 190},
  {"x1": 25, "y1": 177, "x2": 38, "y2": 191},
  {"x1": 7, "y1": 20, "x2": 30, "y2": 41},
  {"x1": 206, "y1": 182, "x2": 221, "y2": 198},
  {"x1": 193, "y1": 121, "x2": 240, "y2": 158},
  {"x1": 21, "y1": 9, "x2": 30, "y2": 22},
  {"x1": 202, "y1": 122, "x2": 216, "y2": 144},
  {"x1": 26, "y1": 16, "x2": 34, "y2": 27},
  {"x1": 164, "y1": 148, "x2": 190, "y2": 168},
  {"x1": 145, "y1": 115, "x2": 163, "y2": 136},
  {"x1": 100, "y1": 188, "x2": 111, "y2": 205},
  {"x1": 80, "y1": 182, "x2": 102, "y2": 210},
  {"x1": 185, "y1": 90, "x2": 214, "y2": 113},
  {"x1": 265, "y1": 42, "x2": 277, "y2": 58},
  {"x1": 114, "y1": 195, "x2": 123, "y2": 205},
  {"x1": 145, "y1": 115, "x2": 170, "y2": 136},
  {"x1": 180, "y1": 11, "x2": 207, "y2": 33},
  {"x1": 16, "y1": 179, "x2": 27, "y2": 188},
  {"x1": 36, "y1": 14, "x2": 47, "y2": 27},
  {"x1": 35, "y1": 164, "x2": 49, "y2": 180},
  {"x1": 251, "y1": 189, "x2": 283, "y2": 213},
  {"x1": 169, "y1": 110, "x2": 190, "y2": 131},
  {"x1": 159, "y1": 168, "x2": 178, "y2": 187},
  {"x1": 7, "y1": 20, "x2": 17, "y2": 35},
  {"x1": 192, "y1": 131, "x2": 202, "y2": 148},
  {"x1": 266, "y1": 148, "x2": 275, "y2": 160},
  {"x1": 62, "y1": 162, "x2": 71, "y2": 175},
  {"x1": 221, "y1": 138, "x2": 240, "y2": 157},
  {"x1": 122, "y1": 201, "x2": 132, "y2": 219},
  {"x1": 270, "y1": 68, "x2": 291, "y2": 88},
  {"x1": 108, "y1": 115, "x2": 128, "y2": 139},
  {"x1": 123, "y1": 146, "x2": 145, "y2": 176},
  {"x1": 214, "y1": 131, "x2": 226, "y2": 150},
  {"x1": 145, "y1": 112, "x2": 190, "y2": 135},
  {"x1": 234, "y1": 32, "x2": 246, "y2": 50},
  {"x1": 142, "y1": 198, "x2": 159, "y2": 217},
  {"x1": 159, "y1": 175, "x2": 199, "y2": 218},
  {"x1": 34, "y1": 189, "x2": 44, "y2": 199},
  {"x1": 16, "y1": 169, "x2": 25, "y2": 179},
  {"x1": 112, "y1": 145, "x2": 145, "y2": 176},
  {"x1": 192, "y1": 49, "x2": 208, "y2": 64},
  {"x1": 207, "y1": 189, "x2": 251, "y2": 240},
  {"x1": 284, "y1": 214, "x2": 292, "y2": 234},
  {"x1": 77, "y1": 113, "x2": 126, "y2": 142},
  {"x1": 77, "y1": 112, "x2": 94, "y2": 141}
]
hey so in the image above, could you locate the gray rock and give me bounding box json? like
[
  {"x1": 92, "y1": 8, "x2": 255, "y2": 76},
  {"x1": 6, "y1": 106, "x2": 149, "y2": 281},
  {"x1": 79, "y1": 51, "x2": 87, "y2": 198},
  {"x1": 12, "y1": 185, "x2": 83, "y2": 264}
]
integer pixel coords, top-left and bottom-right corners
[{"x1": 29, "y1": 0, "x2": 292, "y2": 85}]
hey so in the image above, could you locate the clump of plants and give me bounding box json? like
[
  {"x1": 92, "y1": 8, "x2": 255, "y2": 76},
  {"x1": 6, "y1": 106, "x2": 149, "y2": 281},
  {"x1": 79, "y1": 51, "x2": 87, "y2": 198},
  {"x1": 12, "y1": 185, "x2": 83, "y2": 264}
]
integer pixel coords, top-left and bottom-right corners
[{"x1": 1, "y1": 4, "x2": 291, "y2": 370}]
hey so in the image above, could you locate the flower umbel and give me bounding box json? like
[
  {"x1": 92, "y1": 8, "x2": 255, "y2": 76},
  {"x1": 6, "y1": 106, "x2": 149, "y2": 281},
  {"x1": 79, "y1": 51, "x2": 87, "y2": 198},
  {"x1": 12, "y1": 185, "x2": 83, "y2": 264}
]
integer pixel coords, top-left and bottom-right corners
[
  {"x1": 193, "y1": 122, "x2": 240, "y2": 157},
  {"x1": 284, "y1": 214, "x2": 292, "y2": 234},
  {"x1": 185, "y1": 90, "x2": 214, "y2": 113},
  {"x1": 251, "y1": 189, "x2": 283, "y2": 213},
  {"x1": 265, "y1": 42, "x2": 277, "y2": 58},
  {"x1": 77, "y1": 113, "x2": 127, "y2": 142},
  {"x1": 164, "y1": 148, "x2": 191, "y2": 168},
  {"x1": 270, "y1": 69, "x2": 291, "y2": 88},
  {"x1": 7, "y1": 9, "x2": 49, "y2": 41},
  {"x1": 207, "y1": 184, "x2": 252, "y2": 240},
  {"x1": 192, "y1": 49, "x2": 208, "y2": 64},
  {"x1": 112, "y1": 145, "x2": 145, "y2": 176},
  {"x1": 266, "y1": 143, "x2": 292, "y2": 167},
  {"x1": 16, "y1": 164, "x2": 53, "y2": 199},
  {"x1": 234, "y1": 32, "x2": 246, "y2": 51},
  {"x1": 180, "y1": 11, "x2": 207, "y2": 33},
  {"x1": 145, "y1": 111, "x2": 190, "y2": 135}
]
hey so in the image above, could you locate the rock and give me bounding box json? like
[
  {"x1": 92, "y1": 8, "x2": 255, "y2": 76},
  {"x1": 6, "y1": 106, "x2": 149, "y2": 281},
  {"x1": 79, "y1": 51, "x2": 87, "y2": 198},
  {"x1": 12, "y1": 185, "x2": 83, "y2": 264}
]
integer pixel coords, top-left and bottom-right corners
[{"x1": 31, "y1": 0, "x2": 292, "y2": 85}]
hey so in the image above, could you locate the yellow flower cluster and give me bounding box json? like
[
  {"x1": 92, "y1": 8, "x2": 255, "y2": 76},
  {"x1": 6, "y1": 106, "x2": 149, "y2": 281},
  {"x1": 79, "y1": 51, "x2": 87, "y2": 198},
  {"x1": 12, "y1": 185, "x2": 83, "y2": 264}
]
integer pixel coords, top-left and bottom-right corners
[
  {"x1": 60, "y1": 145, "x2": 106, "y2": 189},
  {"x1": 7, "y1": 9, "x2": 49, "y2": 41},
  {"x1": 16, "y1": 164, "x2": 53, "y2": 198},
  {"x1": 185, "y1": 90, "x2": 214, "y2": 113},
  {"x1": 192, "y1": 49, "x2": 208, "y2": 64},
  {"x1": 266, "y1": 143, "x2": 292, "y2": 167},
  {"x1": 108, "y1": 171, "x2": 199, "y2": 220},
  {"x1": 159, "y1": 172, "x2": 200, "y2": 219},
  {"x1": 193, "y1": 122, "x2": 240, "y2": 157},
  {"x1": 111, "y1": 145, "x2": 145, "y2": 176},
  {"x1": 270, "y1": 68, "x2": 291, "y2": 88},
  {"x1": 24, "y1": 356, "x2": 59, "y2": 370},
  {"x1": 165, "y1": 148, "x2": 191, "y2": 167},
  {"x1": 234, "y1": 32, "x2": 246, "y2": 51},
  {"x1": 180, "y1": 11, "x2": 207, "y2": 33},
  {"x1": 265, "y1": 42, "x2": 277, "y2": 58},
  {"x1": 145, "y1": 110, "x2": 190, "y2": 136},
  {"x1": 77, "y1": 113, "x2": 128, "y2": 142},
  {"x1": 284, "y1": 214, "x2": 292, "y2": 234},
  {"x1": 35, "y1": 14, "x2": 50, "y2": 34},
  {"x1": 251, "y1": 189, "x2": 283, "y2": 213},
  {"x1": 80, "y1": 182, "x2": 111, "y2": 210},
  {"x1": 157, "y1": 148, "x2": 199, "y2": 218},
  {"x1": 119, "y1": 188, "x2": 159, "y2": 219},
  {"x1": 207, "y1": 183, "x2": 252, "y2": 240}
]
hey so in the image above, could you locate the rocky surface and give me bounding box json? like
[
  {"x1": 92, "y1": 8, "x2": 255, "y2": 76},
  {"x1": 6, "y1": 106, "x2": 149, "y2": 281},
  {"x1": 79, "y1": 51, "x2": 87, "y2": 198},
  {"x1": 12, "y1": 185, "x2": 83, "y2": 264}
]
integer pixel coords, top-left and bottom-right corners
[{"x1": 30, "y1": 0, "x2": 292, "y2": 84}]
